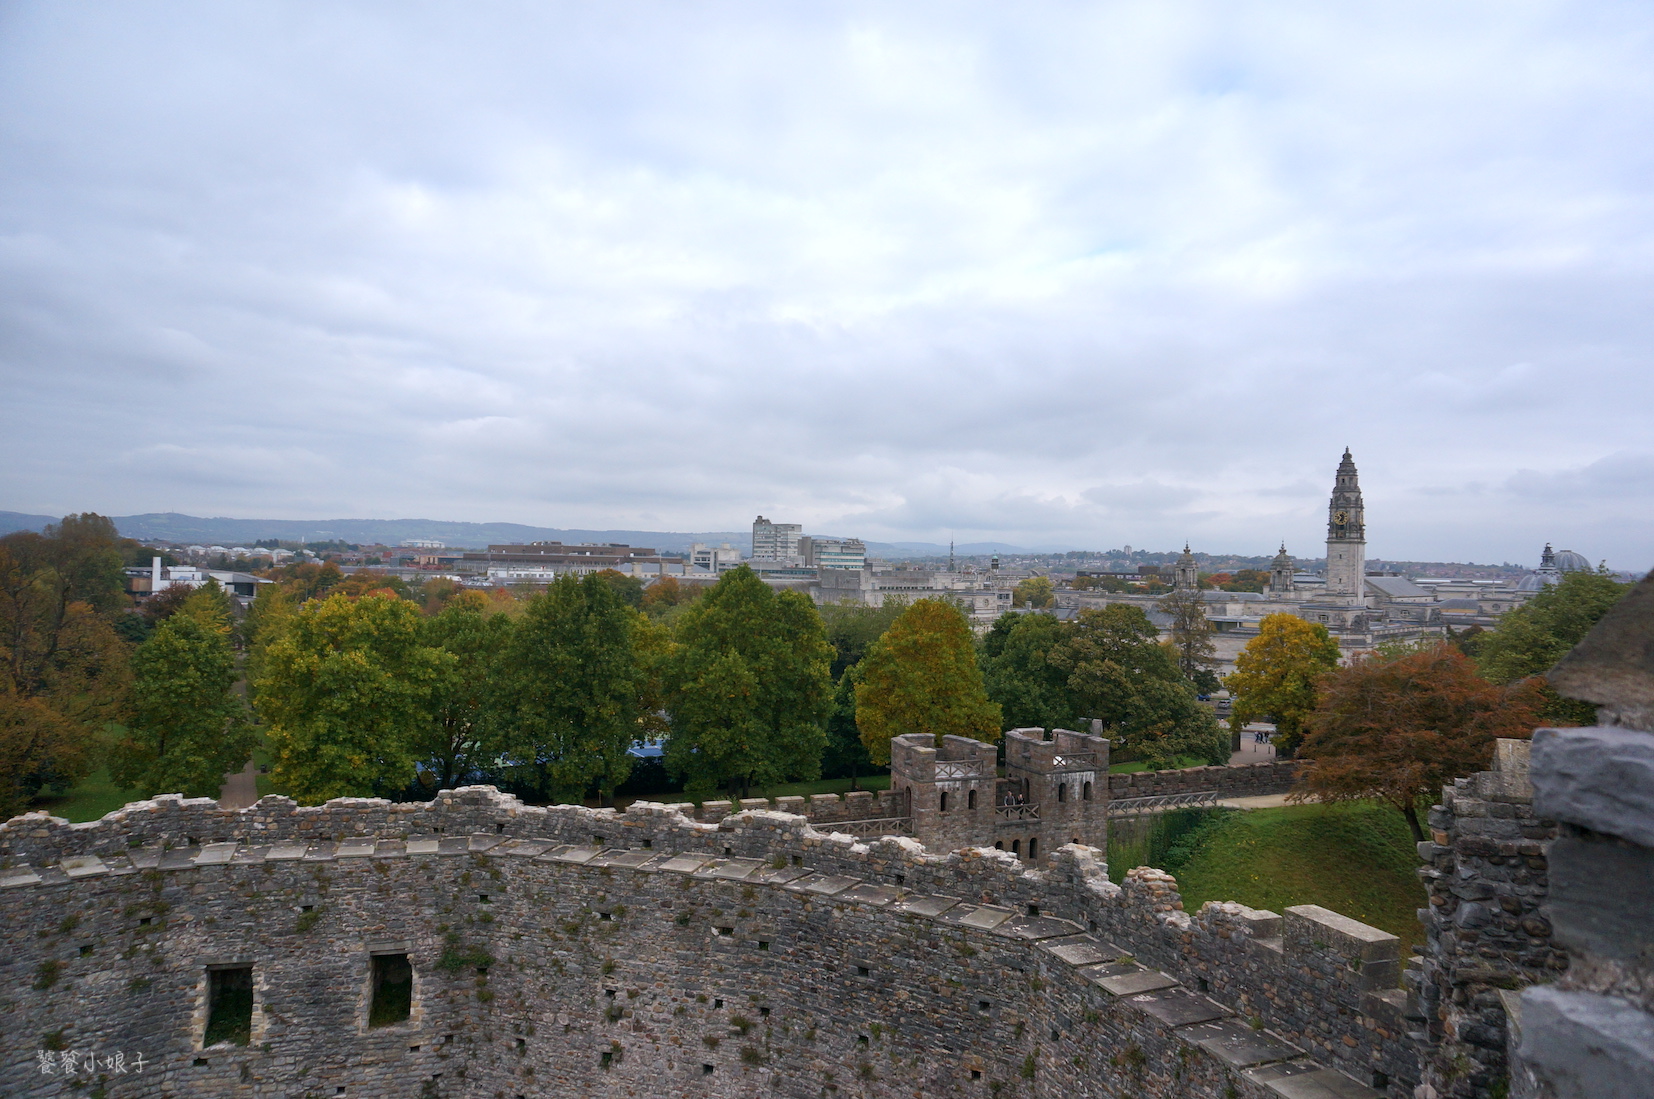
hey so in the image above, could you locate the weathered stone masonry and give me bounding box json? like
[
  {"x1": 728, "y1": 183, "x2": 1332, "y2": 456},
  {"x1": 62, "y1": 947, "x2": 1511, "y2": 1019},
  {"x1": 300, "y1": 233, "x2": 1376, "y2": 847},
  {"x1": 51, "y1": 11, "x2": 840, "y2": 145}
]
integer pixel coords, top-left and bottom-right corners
[
  {"x1": 1413, "y1": 741, "x2": 1562, "y2": 1099},
  {"x1": 2, "y1": 789, "x2": 1402, "y2": 1099}
]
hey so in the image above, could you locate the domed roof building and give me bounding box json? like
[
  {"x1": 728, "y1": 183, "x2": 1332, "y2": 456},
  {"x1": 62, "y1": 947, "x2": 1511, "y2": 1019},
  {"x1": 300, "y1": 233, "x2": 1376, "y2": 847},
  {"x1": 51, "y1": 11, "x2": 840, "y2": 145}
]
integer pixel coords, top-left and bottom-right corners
[
  {"x1": 1517, "y1": 544, "x2": 1592, "y2": 591},
  {"x1": 1553, "y1": 548, "x2": 1592, "y2": 573}
]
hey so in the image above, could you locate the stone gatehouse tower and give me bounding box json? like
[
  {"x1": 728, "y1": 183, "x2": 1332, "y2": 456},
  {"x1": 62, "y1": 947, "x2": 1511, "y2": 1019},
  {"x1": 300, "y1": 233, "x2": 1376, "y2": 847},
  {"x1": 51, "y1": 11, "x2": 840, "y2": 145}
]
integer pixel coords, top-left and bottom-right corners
[{"x1": 889, "y1": 727, "x2": 1110, "y2": 865}]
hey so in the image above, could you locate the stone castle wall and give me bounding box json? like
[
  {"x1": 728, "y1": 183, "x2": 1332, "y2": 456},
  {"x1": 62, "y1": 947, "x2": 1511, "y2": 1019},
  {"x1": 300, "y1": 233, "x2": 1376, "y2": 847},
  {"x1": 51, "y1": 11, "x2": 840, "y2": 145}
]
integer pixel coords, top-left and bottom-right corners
[
  {"x1": 2, "y1": 788, "x2": 1405, "y2": 1099},
  {"x1": 1107, "y1": 760, "x2": 1300, "y2": 799},
  {"x1": 1413, "y1": 741, "x2": 1562, "y2": 1099}
]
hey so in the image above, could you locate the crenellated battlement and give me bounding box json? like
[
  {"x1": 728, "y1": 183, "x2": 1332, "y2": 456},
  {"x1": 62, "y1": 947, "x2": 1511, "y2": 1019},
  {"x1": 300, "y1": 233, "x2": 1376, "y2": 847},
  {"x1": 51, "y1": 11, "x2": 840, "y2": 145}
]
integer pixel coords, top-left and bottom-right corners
[{"x1": 2, "y1": 786, "x2": 1408, "y2": 1097}]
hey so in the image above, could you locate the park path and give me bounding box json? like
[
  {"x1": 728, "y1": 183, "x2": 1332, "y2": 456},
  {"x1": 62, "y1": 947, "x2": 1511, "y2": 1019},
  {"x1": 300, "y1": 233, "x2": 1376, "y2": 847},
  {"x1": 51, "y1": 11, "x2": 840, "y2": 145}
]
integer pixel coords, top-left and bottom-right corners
[{"x1": 219, "y1": 760, "x2": 259, "y2": 809}]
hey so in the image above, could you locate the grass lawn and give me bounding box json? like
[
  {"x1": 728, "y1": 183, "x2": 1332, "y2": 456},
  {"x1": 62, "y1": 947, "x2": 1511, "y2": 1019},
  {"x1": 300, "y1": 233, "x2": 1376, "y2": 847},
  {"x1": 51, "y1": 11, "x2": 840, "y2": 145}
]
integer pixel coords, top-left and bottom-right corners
[
  {"x1": 30, "y1": 767, "x2": 146, "y2": 823},
  {"x1": 1109, "y1": 756, "x2": 1209, "y2": 774},
  {"x1": 1167, "y1": 801, "x2": 1427, "y2": 956},
  {"x1": 752, "y1": 774, "x2": 890, "y2": 799}
]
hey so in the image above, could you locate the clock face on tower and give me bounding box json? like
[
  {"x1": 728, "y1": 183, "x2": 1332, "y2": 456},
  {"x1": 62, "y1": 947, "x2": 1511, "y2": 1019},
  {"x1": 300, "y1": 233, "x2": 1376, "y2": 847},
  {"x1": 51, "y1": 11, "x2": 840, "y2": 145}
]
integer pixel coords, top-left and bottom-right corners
[{"x1": 1333, "y1": 510, "x2": 1349, "y2": 524}]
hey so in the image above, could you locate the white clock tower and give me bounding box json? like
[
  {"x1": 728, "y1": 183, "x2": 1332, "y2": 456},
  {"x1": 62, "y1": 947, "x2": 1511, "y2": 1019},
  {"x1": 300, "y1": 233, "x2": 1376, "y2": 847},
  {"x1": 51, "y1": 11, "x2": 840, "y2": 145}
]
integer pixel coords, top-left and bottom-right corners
[{"x1": 1325, "y1": 448, "x2": 1367, "y2": 602}]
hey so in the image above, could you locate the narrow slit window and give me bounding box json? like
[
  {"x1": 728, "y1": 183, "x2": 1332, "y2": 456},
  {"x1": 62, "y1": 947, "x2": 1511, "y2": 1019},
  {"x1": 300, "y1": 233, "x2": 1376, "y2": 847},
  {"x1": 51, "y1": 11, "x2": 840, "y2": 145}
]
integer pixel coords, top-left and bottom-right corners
[
  {"x1": 370, "y1": 953, "x2": 413, "y2": 1027},
  {"x1": 1028, "y1": 838, "x2": 1039, "y2": 861},
  {"x1": 204, "y1": 965, "x2": 253, "y2": 1047},
  {"x1": 1057, "y1": 783, "x2": 1067, "y2": 803},
  {"x1": 967, "y1": 789, "x2": 977, "y2": 810},
  {"x1": 1082, "y1": 781, "x2": 1092, "y2": 801},
  {"x1": 939, "y1": 791, "x2": 948, "y2": 812}
]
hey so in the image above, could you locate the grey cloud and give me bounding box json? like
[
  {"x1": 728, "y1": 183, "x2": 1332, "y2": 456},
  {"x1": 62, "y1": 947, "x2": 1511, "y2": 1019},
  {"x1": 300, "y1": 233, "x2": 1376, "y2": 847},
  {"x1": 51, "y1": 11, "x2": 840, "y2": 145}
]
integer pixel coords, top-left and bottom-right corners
[{"x1": 3, "y1": 2, "x2": 1654, "y2": 567}]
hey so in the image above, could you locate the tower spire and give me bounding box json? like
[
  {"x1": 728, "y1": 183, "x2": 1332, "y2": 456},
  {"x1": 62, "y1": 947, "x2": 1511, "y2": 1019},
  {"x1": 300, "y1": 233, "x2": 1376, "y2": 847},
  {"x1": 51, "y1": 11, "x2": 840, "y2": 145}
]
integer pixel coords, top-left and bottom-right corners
[
  {"x1": 1174, "y1": 543, "x2": 1198, "y2": 590},
  {"x1": 1325, "y1": 449, "x2": 1367, "y2": 601}
]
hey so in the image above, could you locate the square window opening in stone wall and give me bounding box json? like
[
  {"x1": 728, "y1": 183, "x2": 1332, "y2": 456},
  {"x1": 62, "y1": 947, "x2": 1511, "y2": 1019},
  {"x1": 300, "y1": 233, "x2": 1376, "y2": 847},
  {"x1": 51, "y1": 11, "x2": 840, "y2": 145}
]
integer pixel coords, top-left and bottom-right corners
[
  {"x1": 971, "y1": 1069, "x2": 982, "y2": 1080},
  {"x1": 204, "y1": 965, "x2": 253, "y2": 1048},
  {"x1": 702, "y1": 1064, "x2": 715, "y2": 1075},
  {"x1": 369, "y1": 953, "x2": 413, "y2": 1027}
]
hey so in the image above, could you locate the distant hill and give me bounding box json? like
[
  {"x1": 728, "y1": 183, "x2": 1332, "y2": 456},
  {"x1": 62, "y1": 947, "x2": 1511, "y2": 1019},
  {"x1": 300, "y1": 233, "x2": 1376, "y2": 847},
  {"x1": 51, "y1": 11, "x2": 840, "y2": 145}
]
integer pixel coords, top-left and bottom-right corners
[
  {"x1": 0, "y1": 511, "x2": 1060, "y2": 557},
  {"x1": 0, "y1": 511, "x2": 754, "y2": 554},
  {"x1": 0, "y1": 511, "x2": 1528, "y2": 575},
  {"x1": 0, "y1": 511, "x2": 57, "y2": 536}
]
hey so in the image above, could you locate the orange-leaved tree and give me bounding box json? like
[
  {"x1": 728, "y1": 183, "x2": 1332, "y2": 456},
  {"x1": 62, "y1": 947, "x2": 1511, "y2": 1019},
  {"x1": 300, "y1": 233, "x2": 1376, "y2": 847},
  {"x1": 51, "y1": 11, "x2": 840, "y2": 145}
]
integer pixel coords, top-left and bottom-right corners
[
  {"x1": 854, "y1": 598, "x2": 1001, "y2": 766},
  {"x1": 1295, "y1": 643, "x2": 1546, "y2": 841}
]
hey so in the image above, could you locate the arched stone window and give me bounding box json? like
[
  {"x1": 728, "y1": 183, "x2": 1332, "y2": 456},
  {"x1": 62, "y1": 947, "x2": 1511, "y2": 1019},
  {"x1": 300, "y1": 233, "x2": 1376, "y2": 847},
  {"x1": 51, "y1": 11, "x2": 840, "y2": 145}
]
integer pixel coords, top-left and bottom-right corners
[
  {"x1": 1011, "y1": 840, "x2": 1021, "y2": 856},
  {"x1": 939, "y1": 792, "x2": 949, "y2": 812},
  {"x1": 1028, "y1": 837, "x2": 1039, "y2": 861},
  {"x1": 1057, "y1": 783, "x2": 1067, "y2": 803},
  {"x1": 1082, "y1": 781, "x2": 1092, "y2": 801},
  {"x1": 967, "y1": 789, "x2": 977, "y2": 810}
]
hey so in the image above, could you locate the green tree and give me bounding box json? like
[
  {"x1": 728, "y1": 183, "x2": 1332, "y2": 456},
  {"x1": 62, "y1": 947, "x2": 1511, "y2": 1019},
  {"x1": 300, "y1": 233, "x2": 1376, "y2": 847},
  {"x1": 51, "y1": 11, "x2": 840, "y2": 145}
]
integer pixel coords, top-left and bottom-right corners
[
  {"x1": 260, "y1": 560, "x2": 345, "y2": 605},
  {"x1": 821, "y1": 668, "x2": 875, "y2": 785},
  {"x1": 42, "y1": 513, "x2": 130, "y2": 615},
  {"x1": 1158, "y1": 587, "x2": 1218, "y2": 691},
  {"x1": 1225, "y1": 613, "x2": 1343, "y2": 757},
  {"x1": 593, "y1": 569, "x2": 646, "y2": 609},
  {"x1": 1049, "y1": 604, "x2": 1226, "y2": 768},
  {"x1": 979, "y1": 611, "x2": 1079, "y2": 731},
  {"x1": 110, "y1": 598, "x2": 254, "y2": 797},
  {"x1": 1476, "y1": 570, "x2": 1632, "y2": 723},
  {"x1": 415, "y1": 591, "x2": 515, "y2": 792},
  {"x1": 855, "y1": 598, "x2": 1002, "y2": 766},
  {"x1": 498, "y1": 574, "x2": 644, "y2": 804},
  {"x1": 819, "y1": 599, "x2": 908, "y2": 680},
  {"x1": 664, "y1": 567, "x2": 832, "y2": 798},
  {"x1": 255, "y1": 593, "x2": 446, "y2": 803},
  {"x1": 641, "y1": 576, "x2": 698, "y2": 618},
  {"x1": 1013, "y1": 576, "x2": 1055, "y2": 609},
  {"x1": 0, "y1": 518, "x2": 133, "y2": 815},
  {"x1": 816, "y1": 599, "x2": 907, "y2": 784},
  {"x1": 1296, "y1": 644, "x2": 1548, "y2": 840}
]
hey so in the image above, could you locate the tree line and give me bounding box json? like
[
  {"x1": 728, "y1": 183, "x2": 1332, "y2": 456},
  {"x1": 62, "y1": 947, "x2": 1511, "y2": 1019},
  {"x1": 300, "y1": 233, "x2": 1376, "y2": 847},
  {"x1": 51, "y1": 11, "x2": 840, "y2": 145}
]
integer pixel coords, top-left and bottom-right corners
[
  {"x1": 1221, "y1": 569, "x2": 1633, "y2": 840},
  {"x1": 0, "y1": 513, "x2": 1635, "y2": 830}
]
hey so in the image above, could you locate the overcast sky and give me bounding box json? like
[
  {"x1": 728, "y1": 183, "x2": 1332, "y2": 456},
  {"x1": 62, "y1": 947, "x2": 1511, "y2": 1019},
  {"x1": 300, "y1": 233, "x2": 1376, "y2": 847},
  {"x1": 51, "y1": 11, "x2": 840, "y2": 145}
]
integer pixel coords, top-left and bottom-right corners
[{"x1": 2, "y1": 3, "x2": 1651, "y2": 566}]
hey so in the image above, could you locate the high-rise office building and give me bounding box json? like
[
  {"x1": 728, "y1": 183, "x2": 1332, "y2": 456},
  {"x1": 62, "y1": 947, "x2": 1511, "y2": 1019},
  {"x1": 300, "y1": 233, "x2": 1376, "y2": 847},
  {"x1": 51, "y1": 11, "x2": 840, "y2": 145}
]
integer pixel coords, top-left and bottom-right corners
[{"x1": 751, "y1": 515, "x2": 803, "y2": 561}]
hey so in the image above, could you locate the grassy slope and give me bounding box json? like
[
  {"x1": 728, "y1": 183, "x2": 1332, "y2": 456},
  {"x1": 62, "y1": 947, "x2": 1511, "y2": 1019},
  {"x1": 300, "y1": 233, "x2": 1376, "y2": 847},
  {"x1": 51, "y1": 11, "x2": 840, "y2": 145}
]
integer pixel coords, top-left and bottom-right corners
[
  {"x1": 1108, "y1": 756, "x2": 1209, "y2": 774},
  {"x1": 31, "y1": 767, "x2": 145, "y2": 823},
  {"x1": 1169, "y1": 801, "x2": 1426, "y2": 955}
]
